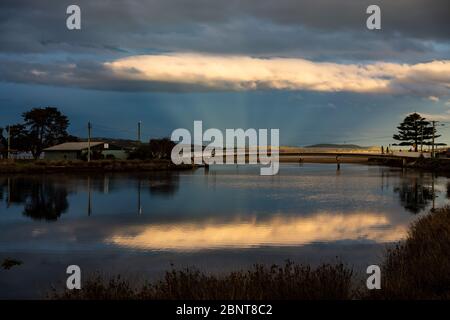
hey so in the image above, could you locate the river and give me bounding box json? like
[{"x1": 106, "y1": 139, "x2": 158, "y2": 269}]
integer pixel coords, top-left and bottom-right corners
[{"x1": 0, "y1": 164, "x2": 448, "y2": 298}]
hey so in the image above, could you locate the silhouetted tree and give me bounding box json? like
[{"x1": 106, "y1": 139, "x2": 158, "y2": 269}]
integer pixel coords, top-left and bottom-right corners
[
  {"x1": 393, "y1": 113, "x2": 438, "y2": 152},
  {"x1": 0, "y1": 125, "x2": 31, "y2": 157},
  {"x1": 22, "y1": 107, "x2": 70, "y2": 159},
  {"x1": 128, "y1": 138, "x2": 175, "y2": 160},
  {"x1": 0, "y1": 128, "x2": 6, "y2": 158}
]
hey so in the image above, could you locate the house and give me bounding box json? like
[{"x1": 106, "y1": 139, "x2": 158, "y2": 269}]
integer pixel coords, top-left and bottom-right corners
[
  {"x1": 43, "y1": 142, "x2": 105, "y2": 160},
  {"x1": 101, "y1": 143, "x2": 129, "y2": 160}
]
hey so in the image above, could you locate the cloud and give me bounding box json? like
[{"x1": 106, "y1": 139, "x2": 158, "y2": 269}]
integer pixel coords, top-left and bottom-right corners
[
  {"x1": 1, "y1": 54, "x2": 449, "y2": 97},
  {"x1": 104, "y1": 54, "x2": 450, "y2": 95},
  {"x1": 0, "y1": 0, "x2": 448, "y2": 62},
  {"x1": 421, "y1": 110, "x2": 450, "y2": 121},
  {"x1": 428, "y1": 96, "x2": 439, "y2": 102}
]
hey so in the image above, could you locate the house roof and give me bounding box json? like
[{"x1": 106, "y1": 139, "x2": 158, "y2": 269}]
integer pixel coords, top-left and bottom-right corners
[{"x1": 44, "y1": 142, "x2": 104, "y2": 151}]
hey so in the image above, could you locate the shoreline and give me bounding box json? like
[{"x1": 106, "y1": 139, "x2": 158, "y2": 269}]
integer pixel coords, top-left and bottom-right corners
[
  {"x1": 2, "y1": 156, "x2": 450, "y2": 174},
  {"x1": 0, "y1": 159, "x2": 197, "y2": 174}
]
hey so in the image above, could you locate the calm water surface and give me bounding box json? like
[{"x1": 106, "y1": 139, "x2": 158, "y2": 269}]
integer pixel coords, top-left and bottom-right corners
[{"x1": 0, "y1": 164, "x2": 449, "y2": 298}]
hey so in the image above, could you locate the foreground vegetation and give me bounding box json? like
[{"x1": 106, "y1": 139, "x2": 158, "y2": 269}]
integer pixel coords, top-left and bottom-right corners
[
  {"x1": 51, "y1": 263, "x2": 354, "y2": 300},
  {"x1": 368, "y1": 206, "x2": 450, "y2": 299},
  {"x1": 51, "y1": 207, "x2": 450, "y2": 300}
]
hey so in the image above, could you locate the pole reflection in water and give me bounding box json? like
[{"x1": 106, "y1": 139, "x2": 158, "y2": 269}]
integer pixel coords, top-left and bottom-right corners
[
  {"x1": 138, "y1": 178, "x2": 142, "y2": 215},
  {"x1": 7, "y1": 177, "x2": 11, "y2": 208},
  {"x1": 87, "y1": 176, "x2": 92, "y2": 216},
  {"x1": 104, "y1": 175, "x2": 109, "y2": 194}
]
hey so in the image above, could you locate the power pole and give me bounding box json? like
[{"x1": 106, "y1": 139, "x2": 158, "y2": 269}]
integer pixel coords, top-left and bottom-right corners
[
  {"x1": 138, "y1": 121, "x2": 141, "y2": 143},
  {"x1": 87, "y1": 121, "x2": 92, "y2": 162},
  {"x1": 7, "y1": 125, "x2": 11, "y2": 160}
]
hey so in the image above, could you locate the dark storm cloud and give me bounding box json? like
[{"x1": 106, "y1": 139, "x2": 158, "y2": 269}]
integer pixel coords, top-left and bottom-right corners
[
  {"x1": 0, "y1": 0, "x2": 448, "y2": 60},
  {"x1": 0, "y1": 58, "x2": 223, "y2": 92}
]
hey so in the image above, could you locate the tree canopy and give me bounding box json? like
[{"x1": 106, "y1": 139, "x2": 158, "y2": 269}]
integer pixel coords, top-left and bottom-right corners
[
  {"x1": 1, "y1": 107, "x2": 74, "y2": 159},
  {"x1": 393, "y1": 113, "x2": 442, "y2": 152}
]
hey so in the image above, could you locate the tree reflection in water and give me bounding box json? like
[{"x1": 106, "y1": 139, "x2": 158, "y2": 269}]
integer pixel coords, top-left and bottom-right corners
[
  {"x1": 0, "y1": 173, "x2": 181, "y2": 220},
  {"x1": 0, "y1": 176, "x2": 69, "y2": 221},
  {"x1": 394, "y1": 176, "x2": 434, "y2": 214},
  {"x1": 147, "y1": 172, "x2": 179, "y2": 196},
  {"x1": 23, "y1": 180, "x2": 69, "y2": 220}
]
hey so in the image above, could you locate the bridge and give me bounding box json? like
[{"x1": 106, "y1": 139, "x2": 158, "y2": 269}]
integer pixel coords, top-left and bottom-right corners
[{"x1": 190, "y1": 149, "x2": 435, "y2": 169}]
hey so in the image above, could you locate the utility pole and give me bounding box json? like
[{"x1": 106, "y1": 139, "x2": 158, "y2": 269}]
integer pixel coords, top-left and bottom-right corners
[
  {"x1": 138, "y1": 121, "x2": 141, "y2": 143},
  {"x1": 87, "y1": 121, "x2": 92, "y2": 162},
  {"x1": 7, "y1": 125, "x2": 11, "y2": 160}
]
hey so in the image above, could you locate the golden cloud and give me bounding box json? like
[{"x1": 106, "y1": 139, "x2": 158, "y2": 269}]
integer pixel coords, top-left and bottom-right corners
[{"x1": 104, "y1": 54, "x2": 450, "y2": 96}]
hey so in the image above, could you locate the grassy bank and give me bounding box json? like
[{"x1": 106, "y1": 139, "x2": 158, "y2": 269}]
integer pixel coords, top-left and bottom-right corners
[
  {"x1": 369, "y1": 156, "x2": 450, "y2": 172},
  {"x1": 367, "y1": 206, "x2": 450, "y2": 299},
  {"x1": 0, "y1": 159, "x2": 196, "y2": 174},
  {"x1": 407, "y1": 157, "x2": 450, "y2": 172},
  {"x1": 50, "y1": 207, "x2": 450, "y2": 300},
  {"x1": 51, "y1": 262, "x2": 354, "y2": 300}
]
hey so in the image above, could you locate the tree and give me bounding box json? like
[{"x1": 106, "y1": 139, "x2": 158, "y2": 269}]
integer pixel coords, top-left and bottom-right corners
[
  {"x1": 0, "y1": 125, "x2": 30, "y2": 158},
  {"x1": 128, "y1": 138, "x2": 175, "y2": 160},
  {"x1": 22, "y1": 107, "x2": 70, "y2": 159},
  {"x1": 0, "y1": 128, "x2": 6, "y2": 158},
  {"x1": 148, "y1": 138, "x2": 176, "y2": 159},
  {"x1": 393, "y1": 113, "x2": 438, "y2": 152}
]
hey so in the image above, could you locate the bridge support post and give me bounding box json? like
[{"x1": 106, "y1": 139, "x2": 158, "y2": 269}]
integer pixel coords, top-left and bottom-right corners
[{"x1": 336, "y1": 156, "x2": 340, "y2": 171}]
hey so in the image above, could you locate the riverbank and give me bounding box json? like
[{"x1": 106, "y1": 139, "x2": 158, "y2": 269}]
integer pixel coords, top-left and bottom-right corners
[
  {"x1": 50, "y1": 206, "x2": 450, "y2": 300},
  {"x1": 0, "y1": 159, "x2": 196, "y2": 174},
  {"x1": 280, "y1": 155, "x2": 368, "y2": 163},
  {"x1": 368, "y1": 157, "x2": 450, "y2": 173}
]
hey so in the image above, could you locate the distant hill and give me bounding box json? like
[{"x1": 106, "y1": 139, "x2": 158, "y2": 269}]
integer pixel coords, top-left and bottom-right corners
[{"x1": 304, "y1": 144, "x2": 366, "y2": 149}]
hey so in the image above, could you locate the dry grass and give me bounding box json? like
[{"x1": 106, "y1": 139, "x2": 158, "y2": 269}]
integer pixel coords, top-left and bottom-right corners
[
  {"x1": 50, "y1": 207, "x2": 450, "y2": 300},
  {"x1": 51, "y1": 262, "x2": 354, "y2": 300},
  {"x1": 367, "y1": 207, "x2": 450, "y2": 299}
]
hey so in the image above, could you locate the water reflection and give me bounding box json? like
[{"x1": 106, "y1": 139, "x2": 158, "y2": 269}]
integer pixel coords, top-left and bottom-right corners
[
  {"x1": 0, "y1": 166, "x2": 449, "y2": 234},
  {"x1": 22, "y1": 181, "x2": 69, "y2": 221},
  {"x1": 394, "y1": 175, "x2": 435, "y2": 214},
  {"x1": 108, "y1": 212, "x2": 407, "y2": 250},
  {"x1": 0, "y1": 176, "x2": 69, "y2": 221},
  {"x1": 2, "y1": 165, "x2": 450, "y2": 299},
  {"x1": 0, "y1": 172, "x2": 180, "y2": 219},
  {"x1": 147, "y1": 172, "x2": 179, "y2": 196}
]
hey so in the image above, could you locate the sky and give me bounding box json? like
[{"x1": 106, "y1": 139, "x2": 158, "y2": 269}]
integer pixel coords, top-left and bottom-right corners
[{"x1": 0, "y1": 0, "x2": 449, "y2": 146}]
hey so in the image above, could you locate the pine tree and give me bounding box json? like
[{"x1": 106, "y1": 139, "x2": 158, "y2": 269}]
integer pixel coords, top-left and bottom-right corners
[{"x1": 393, "y1": 113, "x2": 438, "y2": 152}]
